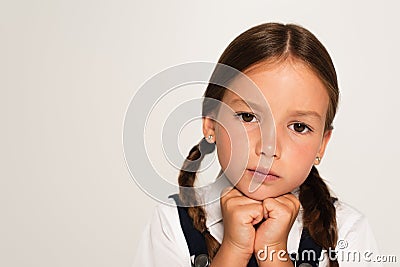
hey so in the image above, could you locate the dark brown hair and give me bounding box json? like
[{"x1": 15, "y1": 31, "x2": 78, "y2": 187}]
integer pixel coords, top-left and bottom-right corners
[{"x1": 178, "y1": 22, "x2": 339, "y2": 266}]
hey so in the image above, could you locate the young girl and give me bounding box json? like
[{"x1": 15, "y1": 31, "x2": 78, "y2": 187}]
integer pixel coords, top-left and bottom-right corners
[{"x1": 134, "y1": 22, "x2": 381, "y2": 267}]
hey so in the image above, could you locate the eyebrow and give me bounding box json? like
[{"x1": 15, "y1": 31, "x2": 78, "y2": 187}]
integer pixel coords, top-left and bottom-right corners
[
  {"x1": 288, "y1": 110, "x2": 323, "y2": 122},
  {"x1": 228, "y1": 98, "x2": 264, "y2": 111}
]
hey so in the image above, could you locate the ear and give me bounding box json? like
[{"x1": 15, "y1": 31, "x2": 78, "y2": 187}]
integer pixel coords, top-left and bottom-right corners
[
  {"x1": 202, "y1": 116, "x2": 216, "y2": 143},
  {"x1": 315, "y1": 130, "x2": 332, "y2": 165}
]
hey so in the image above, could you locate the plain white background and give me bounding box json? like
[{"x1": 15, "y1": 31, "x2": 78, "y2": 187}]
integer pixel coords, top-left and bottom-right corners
[{"x1": 1, "y1": 0, "x2": 399, "y2": 266}]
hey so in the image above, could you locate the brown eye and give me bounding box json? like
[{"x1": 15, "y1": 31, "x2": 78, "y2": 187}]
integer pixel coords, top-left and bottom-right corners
[
  {"x1": 293, "y1": 123, "x2": 306, "y2": 132},
  {"x1": 236, "y1": 112, "x2": 257, "y2": 123},
  {"x1": 289, "y1": 122, "x2": 311, "y2": 134}
]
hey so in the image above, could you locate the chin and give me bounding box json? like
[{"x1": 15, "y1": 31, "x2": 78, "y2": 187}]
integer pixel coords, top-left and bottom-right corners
[{"x1": 238, "y1": 186, "x2": 286, "y2": 200}]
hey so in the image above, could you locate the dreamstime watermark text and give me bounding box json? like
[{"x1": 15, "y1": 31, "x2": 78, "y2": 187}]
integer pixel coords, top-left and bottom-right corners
[{"x1": 256, "y1": 240, "x2": 397, "y2": 263}]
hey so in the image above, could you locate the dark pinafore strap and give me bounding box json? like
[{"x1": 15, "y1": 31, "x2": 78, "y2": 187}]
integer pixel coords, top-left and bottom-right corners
[
  {"x1": 169, "y1": 194, "x2": 323, "y2": 267},
  {"x1": 169, "y1": 194, "x2": 209, "y2": 259}
]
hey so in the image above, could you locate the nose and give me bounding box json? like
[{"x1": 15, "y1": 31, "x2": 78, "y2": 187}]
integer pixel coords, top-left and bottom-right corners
[
  {"x1": 255, "y1": 121, "x2": 280, "y2": 159},
  {"x1": 260, "y1": 144, "x2": 275, "y2": 157},
  {"x1": 260, "y1": 143, "x2": 280, "y2": 159}
]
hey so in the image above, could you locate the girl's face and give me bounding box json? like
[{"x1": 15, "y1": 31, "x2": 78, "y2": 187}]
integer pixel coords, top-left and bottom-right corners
[{"x1": 203, "y1": 60, "x2": 332, "y2": 200}]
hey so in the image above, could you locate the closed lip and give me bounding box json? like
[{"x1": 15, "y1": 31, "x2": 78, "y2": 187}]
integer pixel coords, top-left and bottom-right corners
[{"x1": 247, "y1": 167, "x2": 279, "y2": 177}]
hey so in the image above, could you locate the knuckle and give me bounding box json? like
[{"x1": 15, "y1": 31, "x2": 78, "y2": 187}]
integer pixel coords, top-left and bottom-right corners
[
  {"x1": 282, "y1": 205, "x2": 292, "y2": 215},
  {"x1": 224, "y1": 197, "x2": 236, "y2": 211},
  {"x1": 220, "y1": 195, "x2": 227, "y2": 205},
  {"x1": 257, "y1": 204, "x2": 263, "y2": 213},
  {"x1": 263, "y1": 198, "x2": 274, "y2": 206}
]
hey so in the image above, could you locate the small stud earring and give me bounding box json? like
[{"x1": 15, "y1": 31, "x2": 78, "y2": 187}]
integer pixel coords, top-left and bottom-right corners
[
  {"x1": 207, "y1": 135, "x2": 213, "y2": 142},
  {"x1": 315, "y1": 156, "x2": 321, "y2": 165}
]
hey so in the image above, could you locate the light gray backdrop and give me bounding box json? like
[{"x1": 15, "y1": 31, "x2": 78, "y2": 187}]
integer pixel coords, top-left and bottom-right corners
[{"x1": 1, "y1": 0, "x2": 399, "y2": 266}]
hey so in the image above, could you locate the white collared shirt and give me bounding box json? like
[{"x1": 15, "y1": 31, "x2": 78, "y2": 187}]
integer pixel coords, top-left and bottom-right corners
[{"x1": 133, "y1": 175, "x2": 382, "y2": 266}]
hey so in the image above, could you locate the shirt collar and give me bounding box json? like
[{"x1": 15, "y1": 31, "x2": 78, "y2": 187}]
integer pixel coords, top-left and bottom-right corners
[{"x1": 201, "y1": 173, "x2": 232, "y2": 228}]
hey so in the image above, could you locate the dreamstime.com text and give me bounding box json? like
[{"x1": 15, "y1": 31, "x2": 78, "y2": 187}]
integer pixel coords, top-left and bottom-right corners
[{"x1": 256, "y1": 241, "x2": 397, "y2": 264}]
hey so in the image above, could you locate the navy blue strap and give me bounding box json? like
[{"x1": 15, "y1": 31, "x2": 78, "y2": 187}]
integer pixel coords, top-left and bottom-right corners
[
  {"x1": 169, "y1": 194, "x2": 208, "y2": 259},
  {"x1": 296, "y1": 228, "x2": 322, "y2": 266},
  {"x1": 247, "y1": 254, "x2": 258, "y2": 267}
]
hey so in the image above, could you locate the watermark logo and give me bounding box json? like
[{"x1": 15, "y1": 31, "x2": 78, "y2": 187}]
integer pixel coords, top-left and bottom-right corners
[
  {"x1": 336, "y1": 239, "x2": 348, "y2": 250},
  {"x1": 123, "y1": 62, "x2": 276, "y2": 207},
  {"x1": 256, "y1": 240, "x2": 397, "y2": 264}
]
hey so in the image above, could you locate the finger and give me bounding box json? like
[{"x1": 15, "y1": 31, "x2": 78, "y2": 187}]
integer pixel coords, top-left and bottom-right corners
[
  {"x1": 262, "y1": 197, "x2": 292, "y2": 219},
  {"x1": 275, "y1": 194, "x2": 300, "y2": 212},
  {"x1": 220, "y1": 187, "x2": 237, "y2": 206},
  {"x1": 221, "y1": 188, "x2": 261, "y2": 206},
  {"x1": 263, "y1": 196, "x2": 299, "y2": 221},
  {"x1": 280, "y1": 193, "x2": 300, "y2": 204},
  {"x1": 274, "y1": 195, "x2": 296, "y2": 211},
  {"x1": 262, "y1": 198, "x2": 278, "y2": 219},
  {"x1": 248, "y1": 203, "x2": 264, "y2": 225},
  {"x1": 221, "y1": 188, "x2": 260, "y2": 210},
  {"x1": 225, "y1": 195, "x2": 262, "y2": 208},
  {"x1": 233, "y1": 202, "x2": 263, "y2": 225}
]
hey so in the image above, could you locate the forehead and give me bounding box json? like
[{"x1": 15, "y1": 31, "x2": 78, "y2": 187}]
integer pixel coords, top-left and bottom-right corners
[{"x1": 223, "y1": 60, "x2": 329, "y2": 120}]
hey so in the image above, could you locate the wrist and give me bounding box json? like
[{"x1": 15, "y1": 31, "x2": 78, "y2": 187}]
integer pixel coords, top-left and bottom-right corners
[
  {"x1": 210, "y1": 241, "x2": 253, "y2": 267},
  {"x1": 221, "y1": 240, "x2": 254, "y2": 259}
]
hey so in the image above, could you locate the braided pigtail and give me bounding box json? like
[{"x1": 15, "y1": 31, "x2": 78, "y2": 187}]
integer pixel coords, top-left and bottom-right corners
[
  {"x1": 178, "y1": 138, "x2": 221, "y2": 259},
  {"x1": 299, "y1": 166, "x2": 339, "y2": 267}
]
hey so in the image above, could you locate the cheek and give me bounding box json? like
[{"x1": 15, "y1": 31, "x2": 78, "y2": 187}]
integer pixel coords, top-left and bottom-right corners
[
  {"x1": 285, "y1": 138, "x2": 320, "y2": 170},
  {"x1": 216, "y1": 128, "x2": 231, "y2": 170},
  {"x1": 215, "y1": 125, "x2": 251, "y2": 184},
  {"x1": 298, "y1": 143, "x2": 318, "y2": 160}
]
